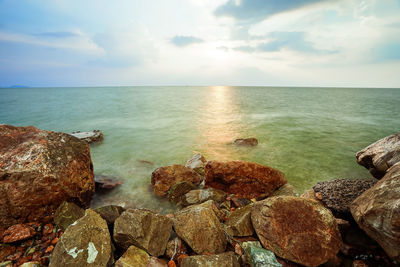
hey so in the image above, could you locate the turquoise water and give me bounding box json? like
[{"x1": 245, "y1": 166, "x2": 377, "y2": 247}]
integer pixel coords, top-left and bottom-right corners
[{"x1": 1, "y1": 86, "x2": 399, "y2": 212}]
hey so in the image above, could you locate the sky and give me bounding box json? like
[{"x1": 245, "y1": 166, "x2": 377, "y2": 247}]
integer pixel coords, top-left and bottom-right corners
[{"x1": 0, "y1": 0, "x2": 399, "y2": 87}]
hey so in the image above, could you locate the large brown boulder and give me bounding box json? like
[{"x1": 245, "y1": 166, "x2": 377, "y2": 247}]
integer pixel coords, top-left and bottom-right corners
[
  {"x1": 180, "y1": 252, "x2": 240, "y2": 267},
  {"x1": 356, "y1": 132, "x2": 400, "y2": 178},
  {"x1": 204, "y1": 161, "x2": 286, "y2": 199},
  {"x1": 350, "y1": 162, "x2": 400, "y2": 260},
  {"x1": 151, "y1": 165, "x2": 202, "y2": 197},
  {"x1": 173, "y1": 200, "x2": 226, "y2": 254},
  {"x1": 251, "y1": 196, "x2": 342, "y2": 267},
  {"x1": 0, "y1": 125, "x2": 95, "y2": 229}
]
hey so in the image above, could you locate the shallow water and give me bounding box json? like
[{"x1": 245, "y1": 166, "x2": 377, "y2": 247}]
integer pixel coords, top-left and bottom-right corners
[{"x1": 1, "y1": 86, "x2": 399, "y2": 212}]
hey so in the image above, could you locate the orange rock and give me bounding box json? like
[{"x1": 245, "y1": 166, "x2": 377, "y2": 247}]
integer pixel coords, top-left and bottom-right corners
[
  {"x1": 177, "y1": 254, "x2": 189, "y2": 265},
  {"x1": 42, "y1": 223, "x2": 53, "y2": 235},
  {"x1": 51, "y1": 237, "x2": 59, "y2": 245},
  {"x1": 168, "y1": 260, "x2": 177, "y2": 267},
  {"x1": 45, "y1": 245, "x2": 54, "y2": 253},
  {"x1": 0, "y1": 245, "x2": 16, "y2": 261},
  {"x1": 2, "y1": 224, "x2": 35, "y2": 243}
]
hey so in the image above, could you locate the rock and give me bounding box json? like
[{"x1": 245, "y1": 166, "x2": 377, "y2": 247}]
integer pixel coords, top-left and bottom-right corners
[
  {"x1": 113, "y1": 209, "x2": 172, "y2": 256},
  {"x1": 205, "y1": 161, "x2": 286, "y2": 199},
  {"x1": 225, "y1": 204, "x2": 254, "y2": 237},
  {"x1": 269, "y1": 183, "x2": 297, "y2": 197},
  {"x1": 167, "y1": 181, "x2": 196, "y2": 204},
  {"x1": 95, "y1": 175, "x2": 123, "y2": 191},
  {"x1": 94, "y1": 205, "x2": 125, "y2": 225},
  {"x1": 180, "y1": 252, "x2": 240, "y2": 267},
  {"x1": 1, "y1": 224, "x2": 35, "y2": 243},
  {"x1": 114, "y1": 245, "x2": 150, "y2": 267},
  {"x1": 0, "y1": 244, "x2": 16, "y2": 261},
  {"x1": 20, "y1": 262, "x2": 41, "y2": 267},
  {"x1": 148, "y1": 257, "x2": 168, "y2": 267},
  {"x1": 180, "y1": 188, "x2": 227, "y2": 207},
  {"x1": 356, "y1": 132, "x2": 400, "y2": 178},
  {"x1": 300, "y1": 189, "x2": 324, "y2": 204},
  {"x1": 350, "y1": 162, "x2": 400, "y2": 260},
  {"x1": 241, "y1": 241, "x2": 282, "y2": 267},
  {"x1": 165, "y1": 237, "x2": 189, "y2": 262},
  {"x1": 352, "y1": 260, "x2": 368, "y2": 267},
  {"x1": 234, "y1": 138, "x2": 258, "y2": 147},
  {"x1": 185, "y1": 153, "x2": 207, "y2": 176},
  {"x1": 54, "y1": 201, "x2": 85, "y2": 231},
  {"x1": 151, "y1": 165, "x2": 202, "y2": 197},
  {"x1": 251, "y1": 196, "x2": 342, "y2": 267},
  {"x1": 0, "y1": 262, "x2": 12, "y2": 267},
  {"x1": 173, "y1": 200, "x2": 226, "y2": 254},
  {"x1": 49, "y1": 209, "x2": 112, "y2": 267},
  {"x1": 312, "y1": 178, "x2": 377, "y2": 216},
  {"x1": 70, "y1": 130, "x2": 103, "y2": 144},
  {"x1": 0, "y1": 125, "x2": 94, "y2": 228}
]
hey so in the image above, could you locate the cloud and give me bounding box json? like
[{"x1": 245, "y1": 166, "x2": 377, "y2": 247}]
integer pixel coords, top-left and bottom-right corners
[
  {"x1": 215, "y1": 0, "x2": 324, "y2": 21},
  {"x1": 170, "y1": 35, "x2": 203, "y2": 47},
  {"x1": 216, "y1": 46, "x2": 229, "y2": 52},
  {"x1": 35, "y1": 31, "x2": 81, "y2": 38}
]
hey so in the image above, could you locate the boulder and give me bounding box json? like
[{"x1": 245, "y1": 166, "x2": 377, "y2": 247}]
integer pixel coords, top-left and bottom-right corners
[
  {"x1": 94, "y1": 205, "x2": 124, "y2": 225},
  {"x1": 313, "y1": 178, "x2": 377, "y2": 216},
  {"x1": 54, "y1": 201, "x2": 85, "y2": 231},
  {"x1": 114, "y1": 245, "x2": 150, "y2": 267},
  {"x1": 180, "y1": 252, "x2": 239, "y2": 267},
  {"x1": 269, "y1": 183, "x2": 297, "y2": 197},
  {"x1": 205, "y1": 161, "x2": 286, "y2": 199},
  {"x1": 241, "y1": 241, "x2": 281, "y2": 267},
  {"x1": 1, "y1": 224, "x2": 35, "y2": 243},
  {"x1": 95, "y1": 175, "x2": 123, "y2": 192},
  {"x1": 173, "y1": 200, "x2": 226, "y2": 254},
  {"x1": 234, "y1": 138, "x2": 258, "y2": 147},
  {"x1": 113, "y1": 209, "x2": 172, "y2": 256},
  {"x1": 251, "y1": 196, "x2": 342, "y2": 267},
  {"x1": 49, "y1": 209, "x2": 112, "y2": 267},
  {"x1": 350, "y1": 162, "x2": 400, "y2": 260},
  {"x1": 0, "y1": 125, "x2": 94, "y2": 228},
  {"x1": 70, "y1": 130, "x2": 103, "y2": 144},
  {"x1": 20, "y1": 262, "x2": 41, "y2": 267},
  {"x1": 356, "y1": 132, "x2": 400, "y2": 178},
  {"x1": 225, "y1": 204, "x2": 254, "y2": 237},
  {"x1": 167, "y1": 181, "x2": 196, "y2": 204},
  {"x1": 180, "y1": 188, "x2": 227, "y2": 207},
  {"x1": 151, "y1": 165, "x2": 202, "y2": 197},
  {"x1": 185, "y1": 153, "x2": 207, "y2": 176}
]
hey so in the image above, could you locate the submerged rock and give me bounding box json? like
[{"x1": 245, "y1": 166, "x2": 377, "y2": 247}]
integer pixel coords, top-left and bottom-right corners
[
  {"x1": 173, "y1": 200, "x2": 226, "y2": 254},
  {"x1": 70, "y1": 130, "x2": 103, "y2": 144},
  {"x1": 225, "y1": 204, "x2": 254, "y2": 237},
  {"x1": 350, "y1": 162, "x2": 400, "y2": 260},
  {"x1": 269, "y1": 183, "x2": 297, "y2": 197},
  {"x1": 251, "y1": 196, "x2": 342, "y2": 267},
  {"x1": 356, "y1": 132, "x2": 400, "y2": 178},
  {"x1": 0, "y1": 125, "x2": 94, "y2": 228},
  {"x1": 205, "y1": 161, "x2": 286, "y2": 199},
  {"x1": 113, "y1": 209, "x2": 172, "y2": 256},
  {"x1": 54, "y1": 201, "x2": 85, "y2": 231},
  {"x1": 180, "y1": 252, "x2": 240, "y2": 267},
  {"x1": 95, "y1": 175, "x2": 123, "y2": 191},
  {"x1": 49, "y1": 209, "x2": 112, "y2": 267},
  {"x1": 114, "y1": 245, "x2": 150, "y2": 267},
  {"x1": 313, "y1": 178, "x2": 377, "y2": 216},
  {"x1": 151, "y1": 165, "x2": 202, "y2": 197},
  {"x1": 180, "y1": 188, "x2": 227, "y2": 207},
  {"x1": 241, "y1": 241, "x2": 281, "y2": 267},
  {"x1": 185, "y1": 153, "x2": 207, "y2": 176},
  {"x1": 94, "y1": 205, "x2": 124, "y2": 225},
  {"x1": 234, "y1": 138, "x2": 258, "y2": 147}
]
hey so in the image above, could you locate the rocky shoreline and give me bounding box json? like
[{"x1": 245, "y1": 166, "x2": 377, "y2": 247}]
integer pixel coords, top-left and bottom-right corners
[{"x1": 0, "y1": 125, "x2": 399, "y2": 266}]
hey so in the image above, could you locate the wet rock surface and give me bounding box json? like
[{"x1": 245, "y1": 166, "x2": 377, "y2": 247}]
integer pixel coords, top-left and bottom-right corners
[
  {"x1": 233, "y1": 138, "x2": 258, "y2": 147},
  {"x1": 70, "y1": 130, "x2": 103, "y2": 144},
  {"x1": 173, "y1": 200, "x2": 226, "y2": 255},
  {"x1": 49, "y1": 209, "x2": 112, "y2": 267},
  {"x1": 180, "y1": 251, "x2": 240, "y2": 267},
  {"x1": 113, "y1": 209, "x2": 172, "y2": 256},
  {"x1": 356, "y1": 132, "x2": 400, "y2": 178},
  {"x1": 350, "y1": 162, "x2": 400, "y2": 261},
  {"x1": 53, "y1": 201, "x2": 85, "y2": 231},
  {"x1": 151, "y1": 165, "x2": 202, "y2": 197},
  {"x1": 313, "y1": 178, "x2": 377, "y2": 216},
  {"x1": 205, "y1": 160, "x2": 287, "y2": 199},
  {"x1": 94, "y1": 175, "x2": 123, "y2": 192},
  {"x1": 270, "y1": 183, "x2": 297, "y2": 197},
  {"x1": 0, "y1": 125, "x2": 95, "y2": 229},
  {"x1": 185, "y1": 153, "x2": 207, "y2": 176},
  {"x1": 251, "y1": 196, "x2": 342, "y2": 267}
]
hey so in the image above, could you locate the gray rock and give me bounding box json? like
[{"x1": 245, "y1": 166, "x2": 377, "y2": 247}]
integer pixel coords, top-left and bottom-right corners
[
  {"x1": 356, "y1": 132, "x2": 400, "y2": 178},
  {"x1": 113, "y1": 209, "x2": 172, "y2": 256},
  {"x1": 180, "y1": 252, "x2": 240, "y2": 267},
  {"x1": 181, "y1": 188, "x2": 227, "y2": 207},
  {"x1": 313, "y1": 178, "x2": 377, "y2": 216},
  {"x1": 54, "y1": 201, "x2": 85, "y2": 231},
  {"x1": 185, "y1": 153, "x2": 207, "y2": 176},
  {"x1": 241, "y1": 241, "x2": 281, "y2": 267},
  {"x1": 70, "y1": 130, "x2": 103, "y2": 144},
  {"x1": 95, "y1": 205, "x2": 125, "y2": 225},
  {"x1": 225, "y1": 204, "x2": 254, "y2": 237},
  {"x1": 49, "y1": 209, "x2": 112, "y2": 267},
  {"x1": 350, "y1": 162, "x2": 400, "y2": 260},
  {"x1": 173, "y1": 200, "x2": 226, "y2": 254}
]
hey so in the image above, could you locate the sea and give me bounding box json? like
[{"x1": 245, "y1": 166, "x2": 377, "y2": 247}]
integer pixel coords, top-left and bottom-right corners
[{"x1": 1, "y1": 86, "x2": 399, "y2": 212}]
